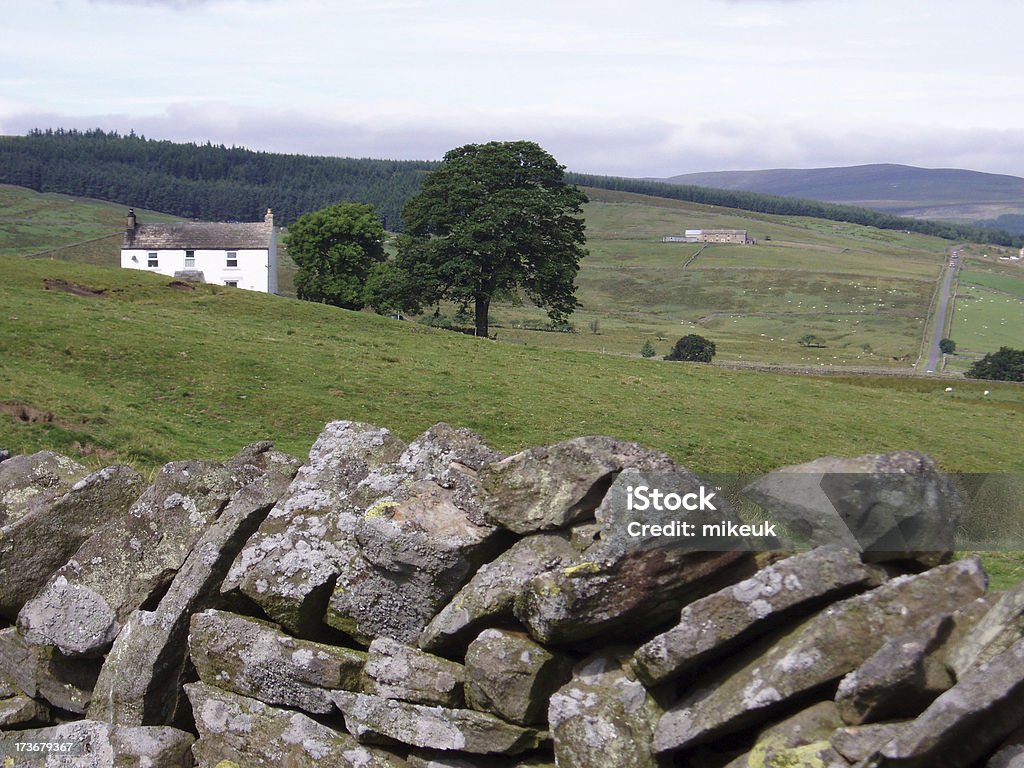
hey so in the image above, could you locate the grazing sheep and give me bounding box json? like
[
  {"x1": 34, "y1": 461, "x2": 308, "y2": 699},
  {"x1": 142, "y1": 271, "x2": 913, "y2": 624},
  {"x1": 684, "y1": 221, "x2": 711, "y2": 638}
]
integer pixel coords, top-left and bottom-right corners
[{"x1": 945, "y1": 387, "x2": 953, "y2": 393}]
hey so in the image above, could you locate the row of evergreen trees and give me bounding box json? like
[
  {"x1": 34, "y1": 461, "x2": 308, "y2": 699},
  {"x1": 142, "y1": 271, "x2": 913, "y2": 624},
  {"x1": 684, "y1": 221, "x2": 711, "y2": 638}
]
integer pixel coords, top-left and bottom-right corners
[
  {"x1": 0, "y1": 129, "x2": 433, "y2": 229},
  {"x1": 1, "y1": 129, "x2": 1020, "y2": 246}
]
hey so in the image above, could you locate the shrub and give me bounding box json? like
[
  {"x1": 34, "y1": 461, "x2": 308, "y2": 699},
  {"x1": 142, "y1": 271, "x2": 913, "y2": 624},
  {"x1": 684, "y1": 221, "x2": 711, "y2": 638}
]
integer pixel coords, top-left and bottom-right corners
[
  {"x1": 939, "y1": 338, "x2": 956, "y2": 354},
  {"x1": 798, "y1": 334, "x2": 827, "y2": 348},
  {"x1": 665, "y1": 334, "x2": 716, "y2": 363},
  {"x1": 640, "y1": 340, "x2": 656, "y2": 358}
]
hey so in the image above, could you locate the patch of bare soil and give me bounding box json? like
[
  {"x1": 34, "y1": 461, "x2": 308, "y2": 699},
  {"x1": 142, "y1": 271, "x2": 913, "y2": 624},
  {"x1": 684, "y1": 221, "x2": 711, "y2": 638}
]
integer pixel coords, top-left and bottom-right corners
[
  {"x1": 42, "y1": 278, "x2": 107, "y2": 297},
  {"x1": 0, "y1": 401, "x2": 72, "y2": 428},
  {"x1": 167, "y1": 281, "x2": 196, "y2": 292},
  {"x1": 71, "y1": 441, "x2": 119, "y2": 463}
]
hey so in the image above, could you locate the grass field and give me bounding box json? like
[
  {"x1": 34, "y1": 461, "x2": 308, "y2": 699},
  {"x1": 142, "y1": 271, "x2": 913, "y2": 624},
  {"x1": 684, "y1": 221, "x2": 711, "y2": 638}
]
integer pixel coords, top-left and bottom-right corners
[
  {"x1": 2, "y1": 254, "x2": 1022, "y2": 477},
  {"x1": 484, "y1": 188, "x2": 949, "y2": 369},
  {"x1": 944, "y1": 258, "x2": 1024, "y2": 372},
  {"x1": 0, "y1": 184, "x2": 180, "y2": 262},
  {"x1": 0, "y1": 183, "x2": 968, "y2": 372}
]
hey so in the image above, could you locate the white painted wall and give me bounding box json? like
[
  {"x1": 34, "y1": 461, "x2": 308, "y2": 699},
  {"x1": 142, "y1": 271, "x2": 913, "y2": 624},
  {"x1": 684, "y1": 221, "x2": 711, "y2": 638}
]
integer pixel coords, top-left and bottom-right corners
[{"x1": 120, "y1": 248, "x2": 272, "y2": 292}]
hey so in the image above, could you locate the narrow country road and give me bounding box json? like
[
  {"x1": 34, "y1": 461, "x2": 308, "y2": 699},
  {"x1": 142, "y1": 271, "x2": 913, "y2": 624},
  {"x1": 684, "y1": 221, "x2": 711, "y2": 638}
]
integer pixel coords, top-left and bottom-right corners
[{"x1": 922, "y1": 249, "x2": 959, "y2": 373}]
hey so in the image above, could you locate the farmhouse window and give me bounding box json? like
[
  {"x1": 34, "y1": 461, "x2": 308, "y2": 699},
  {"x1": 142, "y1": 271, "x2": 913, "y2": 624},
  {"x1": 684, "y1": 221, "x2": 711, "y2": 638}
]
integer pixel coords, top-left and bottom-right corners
[
  {"x1": 226, "y1": 251, "x2": 238, "y2": 268},
  {"x1": 225, "y1": 280, "x2": 239, "y2": 288},
  {"x1": 185, "y1": 250, "x2": 195, "y2": 268},
  {"x1": 147, "y1": 252, "x2": 158, "y2": 267}
]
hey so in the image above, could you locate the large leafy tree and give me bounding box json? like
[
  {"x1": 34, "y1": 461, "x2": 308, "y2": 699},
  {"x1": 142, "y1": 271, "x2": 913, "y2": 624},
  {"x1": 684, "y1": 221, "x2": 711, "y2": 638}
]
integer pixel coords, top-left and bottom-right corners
[
  {"x1": 665, "y1": 334, "x2": 717, "y2": 363},
  {"x1": 394, "y1": 141, "x2": 588, "y2": 337},
  {"x1": 288, "y1": 202, "x2": 384, "y2": 310}
]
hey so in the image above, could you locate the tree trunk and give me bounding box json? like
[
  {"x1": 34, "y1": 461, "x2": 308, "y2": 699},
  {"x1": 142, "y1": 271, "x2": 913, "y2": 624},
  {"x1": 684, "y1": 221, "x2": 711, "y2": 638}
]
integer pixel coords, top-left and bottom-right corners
[{"x1": 474, "y1": 295, "x2": 490, "y2": 338}]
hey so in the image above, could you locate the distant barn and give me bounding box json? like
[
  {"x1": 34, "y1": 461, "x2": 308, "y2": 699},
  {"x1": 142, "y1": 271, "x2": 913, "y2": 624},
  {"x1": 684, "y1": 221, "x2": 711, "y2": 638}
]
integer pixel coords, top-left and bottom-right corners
[{"x1": 663, "y1": 229, "x2": 752, "y2": 245}]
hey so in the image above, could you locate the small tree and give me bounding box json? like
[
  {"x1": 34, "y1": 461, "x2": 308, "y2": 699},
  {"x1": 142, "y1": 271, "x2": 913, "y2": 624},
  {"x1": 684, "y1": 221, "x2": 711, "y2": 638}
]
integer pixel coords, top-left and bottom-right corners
[
  {"x1": 640, "y1": 340, "x2": 656, "y2": 358},
  {"x1": 939, "y1": 338, "x2": 956, "y2": 354},
  {"x1": 967, "y1": 347, "x2": 1024, "y2": 381},
  {"x1": 665, "y1": 334, "x2": 716, "y2": 363},
  {"x1": 287, "y1": 202, "x2": 384, "y2": 310}
]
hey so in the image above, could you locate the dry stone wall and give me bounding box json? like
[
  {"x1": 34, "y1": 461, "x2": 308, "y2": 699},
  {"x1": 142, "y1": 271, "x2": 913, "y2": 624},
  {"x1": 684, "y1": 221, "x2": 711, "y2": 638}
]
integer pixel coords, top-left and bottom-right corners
[{"x1": 1, "y1": 422, "x2": 1023, "y2": 767}]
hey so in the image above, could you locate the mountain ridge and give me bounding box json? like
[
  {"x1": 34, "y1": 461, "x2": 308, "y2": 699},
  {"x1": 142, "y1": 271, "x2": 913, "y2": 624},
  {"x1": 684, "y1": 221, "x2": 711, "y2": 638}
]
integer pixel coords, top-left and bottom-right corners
[{"x1": 658, "y1": 164, "x2": 1024, "y2": 233}]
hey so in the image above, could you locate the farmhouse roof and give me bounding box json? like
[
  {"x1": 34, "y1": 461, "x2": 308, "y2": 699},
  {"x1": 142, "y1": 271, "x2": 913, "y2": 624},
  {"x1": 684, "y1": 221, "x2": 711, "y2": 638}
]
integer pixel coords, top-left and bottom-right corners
[{"x1": 123, "y1": 215, "x2": 273, "y2": 251}]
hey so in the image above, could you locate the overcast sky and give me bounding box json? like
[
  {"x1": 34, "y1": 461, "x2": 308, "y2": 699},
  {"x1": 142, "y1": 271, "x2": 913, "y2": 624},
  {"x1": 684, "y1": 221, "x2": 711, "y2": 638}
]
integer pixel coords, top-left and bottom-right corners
[{"x1": 2, "y1": 0, "x2": 1022, "y2": 177}]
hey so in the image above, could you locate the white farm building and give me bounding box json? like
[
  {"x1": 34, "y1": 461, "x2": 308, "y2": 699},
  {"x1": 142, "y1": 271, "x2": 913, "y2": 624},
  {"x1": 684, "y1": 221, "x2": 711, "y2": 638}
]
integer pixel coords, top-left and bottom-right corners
[
  {"x1": 120, "y1": 209, "x2": 278, "y2": 293},
  {"x1": 662, "y1": 229, "x2": 752, "y2": 245}
]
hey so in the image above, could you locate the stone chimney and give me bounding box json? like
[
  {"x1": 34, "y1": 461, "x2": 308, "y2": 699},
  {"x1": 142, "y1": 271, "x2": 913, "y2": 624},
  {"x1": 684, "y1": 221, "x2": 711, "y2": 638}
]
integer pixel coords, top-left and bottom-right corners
[
  {"x1": 264, "y1": 208, "x2": 273, "y2": 226},
  {"x1": 126, "y1": 209, "x2": 137, "y2": 231}
]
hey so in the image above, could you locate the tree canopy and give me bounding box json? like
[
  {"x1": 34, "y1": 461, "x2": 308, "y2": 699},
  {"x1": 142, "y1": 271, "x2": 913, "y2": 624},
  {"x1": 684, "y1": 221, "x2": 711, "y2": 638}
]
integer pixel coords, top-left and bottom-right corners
[
  {"x1": 287, "y1": 202, "x2": 384, "y2": 310},
  {"x1": 966, "y1": 347, "x2": 1024, "y2": 381},
  {"x1": 665, "y1": 335, "x2": 717, "y2": 363},
  {"x1": 392, "y1": 141, "x2": 588, "y2": 337}
]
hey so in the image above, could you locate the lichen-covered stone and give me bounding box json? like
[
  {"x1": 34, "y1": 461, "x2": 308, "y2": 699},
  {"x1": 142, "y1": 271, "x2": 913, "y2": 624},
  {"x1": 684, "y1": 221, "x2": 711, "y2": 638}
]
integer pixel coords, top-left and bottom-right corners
[
  {"x1": 221, "y1": 421, "x2": 408, "y2": 636},
  {"x1": 88, "y1": 451, "x2": 300, "y2": 727},
  {"x1": 0, "y1": 450, "x2": 88, "y2": 528},
  {"x1": 0, "y1": 626, "x2": 100, "y2": 713},
  {"x1": 516, "y1": 548, "x2": 751, "y2": 645},
  {"x1": 110, "y1": 726, "x2": 196, "y2": 768},
  {"x1": 830, "y1": 723, "x2": 907, "y2": 764},
  {"x1": 634, "y1": 547, "x2": 878, "y2": 687},
  {"x1": 947, "y1": 577, "x2": 1024, "y2": 680},
  {"x1": 0, "y1": 464, "x2": 144, "y2": 620},
  {"x1": 188, "y1": 609, "x2": 365, "y2": 714},
  {"x1": 480, "y1": 436, "x2": 676, "y2": 534},
  {"x1": 0, "y1": 694, "x2": 50, "y2": 728},
  {"x1": 743, "y1": 451, "x2": 961, "y2": 558},
  {"x1": 332, "y1": 691, "x2": 545, "y2": 755},
  {"x1": 418, "y1": 532, "x2": 578, "y2": 654},
  {"x1": 465, "y1": 628, "x2": 572, "y2": 726},
  {"x1": 548, "y1": 651, "x2": 663, "y2": 768},
  {"x1": 723, "y1": 701, "x2": 847, "y2": 768},
  {"x1": 324, "y1": 425, "x2": 506, "y2": 644},
  {"x1": 186, "y1": 682, "x2": 404, "y2": 768},
  {"x1": 363, "y1": 636, "x2": 465, "y2": 708},
  {"x1": 864, "y1": 636, "x2": 1024, "y2": 767},
  {"x1": 725, "y1": 734, "x2": 849, "y2": 768},
  {"x1": 0, "y1": 720, "x2": 195, "y2": 767},
  {"x1": 406, "y1": 754, "x2": 555, "y2": 768},
  {"x1": 18, "y1": 457, "x2": 249, "y2": 657},
  {"x1": 325, "y1": 476, "x2": 504, "y2": 645},
  {"x1": 835, "y1": 614, "x2": 954, "y2": 725},
  {"x1": 653, "y1": 558, "x2": 988, "y2": 754}
]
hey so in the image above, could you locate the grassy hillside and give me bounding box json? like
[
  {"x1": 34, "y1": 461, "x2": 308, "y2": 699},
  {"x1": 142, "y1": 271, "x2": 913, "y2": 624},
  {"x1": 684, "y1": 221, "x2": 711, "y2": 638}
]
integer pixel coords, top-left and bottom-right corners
[
  {"x1": 2, "y1": 254, "x2": 1022, "y2": 478},
  {"x1": 6, "y1": 183, "x2": 1021, "y2": 373},
  {"x1": 492, "y1": 188, "x2": 993, "y2": 370},
  {"x1": 0, "y1": 183, "x2": 181, "y2": 262}
]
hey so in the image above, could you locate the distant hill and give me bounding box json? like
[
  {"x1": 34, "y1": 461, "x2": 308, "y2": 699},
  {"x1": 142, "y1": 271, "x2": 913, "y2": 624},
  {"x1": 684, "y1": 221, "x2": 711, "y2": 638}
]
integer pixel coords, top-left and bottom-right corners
[{"x1": 660, "y1": 164, "x2": 1024, "y2": 234}]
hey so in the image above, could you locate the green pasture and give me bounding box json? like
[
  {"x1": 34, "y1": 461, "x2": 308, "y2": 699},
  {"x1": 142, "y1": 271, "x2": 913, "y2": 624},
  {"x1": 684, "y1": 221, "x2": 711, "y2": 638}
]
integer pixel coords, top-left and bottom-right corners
[
  {"x1": 960, "y1": 269, "x2": 1024, "y2": 298},
  {"x1": 951, "y1": 287, "x2": 1024, "y2": 352},
  {"x1": 0, "y1": 184, "x2": 180, "y2": 261},
  {"x1": 480, "y1": 189, "x2": 947, "y2": 366},
  {"x1": 2, "y1": 255, "x2": 1022, "y2": 479}
]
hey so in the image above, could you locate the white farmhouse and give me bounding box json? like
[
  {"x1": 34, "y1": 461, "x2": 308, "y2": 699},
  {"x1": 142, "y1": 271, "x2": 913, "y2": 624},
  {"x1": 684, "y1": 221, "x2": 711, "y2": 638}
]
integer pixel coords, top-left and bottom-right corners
[{"x1": 120, "y1": 209, "x2": 278, "y2": 293}]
